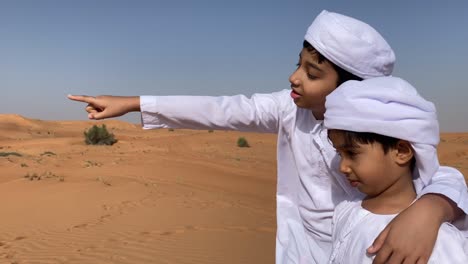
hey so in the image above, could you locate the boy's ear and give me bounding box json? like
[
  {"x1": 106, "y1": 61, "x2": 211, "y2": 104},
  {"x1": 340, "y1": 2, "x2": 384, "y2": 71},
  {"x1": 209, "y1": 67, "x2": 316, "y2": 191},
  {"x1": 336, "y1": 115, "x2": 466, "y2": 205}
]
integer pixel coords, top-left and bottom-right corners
[{"x1": 393, "y1": 140, "x2": 414, "y2": 165}]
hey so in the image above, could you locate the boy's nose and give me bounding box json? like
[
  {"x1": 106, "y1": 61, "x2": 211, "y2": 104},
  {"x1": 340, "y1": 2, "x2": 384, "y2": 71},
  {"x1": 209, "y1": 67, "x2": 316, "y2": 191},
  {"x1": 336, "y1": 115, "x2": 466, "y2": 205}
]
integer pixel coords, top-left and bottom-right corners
[
  {"x1": 339, "y1": 160, "x2": 352, "y2": 175},
  {"x1": 289, "y1": 77, "x2": 300, "y2": 88},
  {"x1": 288, "y1": 71, "x2": 301, "y2": 87}
]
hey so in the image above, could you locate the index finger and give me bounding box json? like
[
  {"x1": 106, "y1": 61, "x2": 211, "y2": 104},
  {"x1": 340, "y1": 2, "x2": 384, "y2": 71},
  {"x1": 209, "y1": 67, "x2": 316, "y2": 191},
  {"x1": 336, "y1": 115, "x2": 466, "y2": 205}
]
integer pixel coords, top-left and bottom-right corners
[{"x1": 67, "y1": 95, "x2": 96, "y2": 104}]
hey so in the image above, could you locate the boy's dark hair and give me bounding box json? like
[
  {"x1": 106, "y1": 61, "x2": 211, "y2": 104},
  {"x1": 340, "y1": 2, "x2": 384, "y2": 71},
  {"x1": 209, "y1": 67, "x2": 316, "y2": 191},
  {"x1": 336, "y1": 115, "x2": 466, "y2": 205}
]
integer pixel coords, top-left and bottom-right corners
[
  {"x1": 328, "y1": 129, "x2": 416, "y2": 171},
  {"x1": 303, "y1": 40, "x2": 363, "y2": 86},
  {"x1": 329, "y1": 130, "x2": 399, "y2": 154}
]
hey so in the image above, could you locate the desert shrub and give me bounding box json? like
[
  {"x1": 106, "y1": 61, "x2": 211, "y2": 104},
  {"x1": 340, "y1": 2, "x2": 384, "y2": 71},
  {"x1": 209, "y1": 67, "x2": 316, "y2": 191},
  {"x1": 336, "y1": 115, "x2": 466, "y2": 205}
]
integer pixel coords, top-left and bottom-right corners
[
  {"x1": 237, "y1": 137, "x2": 250, "y2": 148},
  {"x1": 84, "y1": 124, "x2": 117, "y2": 146},
  {"x1": 168, "y1": 128, "x2": 175, "y2": 132}
]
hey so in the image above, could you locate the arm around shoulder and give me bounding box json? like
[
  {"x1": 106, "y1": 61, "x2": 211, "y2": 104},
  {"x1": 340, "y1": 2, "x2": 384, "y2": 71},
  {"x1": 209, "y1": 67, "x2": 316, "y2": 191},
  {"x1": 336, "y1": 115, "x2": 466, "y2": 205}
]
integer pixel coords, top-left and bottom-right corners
[{"x1": 418, "y1": 166, "x2": 467, "y2": 219}]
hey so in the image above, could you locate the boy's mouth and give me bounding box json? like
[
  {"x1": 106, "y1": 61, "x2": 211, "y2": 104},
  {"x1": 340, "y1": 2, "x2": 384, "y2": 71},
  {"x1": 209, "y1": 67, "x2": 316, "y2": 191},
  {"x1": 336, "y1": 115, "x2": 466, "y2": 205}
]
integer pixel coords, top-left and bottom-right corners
[
  {"x1": 290, "y1": 89, "x2": 302, "y2": 99},
  {"x1": 346, "y1": 177, "x2": 360, "y2": 187},
  {"x1": 349, "y1": 180, "x2": 359, "y2": 187}
]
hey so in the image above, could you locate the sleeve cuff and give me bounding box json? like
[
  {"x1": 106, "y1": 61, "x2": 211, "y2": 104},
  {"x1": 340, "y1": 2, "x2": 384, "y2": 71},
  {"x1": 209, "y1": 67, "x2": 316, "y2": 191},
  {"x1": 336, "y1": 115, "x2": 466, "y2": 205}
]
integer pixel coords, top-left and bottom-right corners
[{"x1": 139, "y1": 96, "x2": 166, "y2": 129}]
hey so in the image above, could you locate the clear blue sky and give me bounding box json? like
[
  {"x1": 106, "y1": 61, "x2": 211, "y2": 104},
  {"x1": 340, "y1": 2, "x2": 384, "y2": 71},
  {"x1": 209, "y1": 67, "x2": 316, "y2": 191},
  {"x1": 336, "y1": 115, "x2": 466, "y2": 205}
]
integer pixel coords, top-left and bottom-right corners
[{"x1": 1, "y1": 0, "x2": 467, "y2": 132}]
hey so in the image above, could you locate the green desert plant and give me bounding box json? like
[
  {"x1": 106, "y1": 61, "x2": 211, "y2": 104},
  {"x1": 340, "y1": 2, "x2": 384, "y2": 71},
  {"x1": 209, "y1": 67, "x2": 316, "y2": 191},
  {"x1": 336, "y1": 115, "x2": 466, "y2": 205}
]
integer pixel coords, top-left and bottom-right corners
[
  {"x1": 84, "y1": 124, "x2": 117, "y2": 146},
  {"x1": 237, "y1": 137, "x2": 250, "y2": 148}
]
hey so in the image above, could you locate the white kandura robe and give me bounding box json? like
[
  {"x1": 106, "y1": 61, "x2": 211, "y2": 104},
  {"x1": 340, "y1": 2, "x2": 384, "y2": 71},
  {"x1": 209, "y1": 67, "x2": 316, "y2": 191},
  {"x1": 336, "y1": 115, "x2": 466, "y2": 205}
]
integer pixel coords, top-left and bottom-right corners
[
  {"x1": 329, "y1": 200, "x2": 468, "y2": 264},
  {"x1": 139, "y1": 89, "x2": 468, "y2": 264}
]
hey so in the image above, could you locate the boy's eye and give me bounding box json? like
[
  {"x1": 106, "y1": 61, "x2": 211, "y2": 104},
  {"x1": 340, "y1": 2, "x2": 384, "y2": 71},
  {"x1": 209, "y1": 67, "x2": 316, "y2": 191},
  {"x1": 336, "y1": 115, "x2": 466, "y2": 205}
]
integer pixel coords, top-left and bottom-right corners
[
  {"x1": 295, "y1": 62, "x2": 318, "y2": 80},
  {"x1": 307, "y1": 73, "x2": 318, "y2": 80}
]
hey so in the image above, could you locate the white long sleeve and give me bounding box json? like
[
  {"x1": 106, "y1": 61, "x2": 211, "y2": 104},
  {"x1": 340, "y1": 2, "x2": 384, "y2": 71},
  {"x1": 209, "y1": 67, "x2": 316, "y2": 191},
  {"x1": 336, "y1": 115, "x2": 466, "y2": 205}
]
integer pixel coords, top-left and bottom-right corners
[
  {"x1": 419, "y1": 166, "x2": 468, "y2": 213},
  {"x1": 140, "y1": 90, "x2": 292, "y2": 133},
  {"x1": 419, "y1": 166, "x2": 468, "y2": 232}
]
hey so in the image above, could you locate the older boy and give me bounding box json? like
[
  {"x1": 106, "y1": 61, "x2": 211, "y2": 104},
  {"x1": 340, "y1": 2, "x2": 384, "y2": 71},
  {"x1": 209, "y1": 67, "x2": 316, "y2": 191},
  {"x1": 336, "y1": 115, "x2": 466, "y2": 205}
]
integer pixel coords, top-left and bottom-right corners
[{"x1": 68, "y1": 10, "x2": 467, "y2": 264}]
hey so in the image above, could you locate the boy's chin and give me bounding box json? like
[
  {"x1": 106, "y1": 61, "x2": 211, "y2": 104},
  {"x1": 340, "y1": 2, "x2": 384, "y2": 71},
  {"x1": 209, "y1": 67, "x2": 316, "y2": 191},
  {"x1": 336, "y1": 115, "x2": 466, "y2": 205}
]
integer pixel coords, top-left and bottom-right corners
[
  {"x1": 293, "y1": 100, "x2": 313, "y2": 110},
  {"x1": 292, "y1": 99, "x2": 306, "y2": 108}
]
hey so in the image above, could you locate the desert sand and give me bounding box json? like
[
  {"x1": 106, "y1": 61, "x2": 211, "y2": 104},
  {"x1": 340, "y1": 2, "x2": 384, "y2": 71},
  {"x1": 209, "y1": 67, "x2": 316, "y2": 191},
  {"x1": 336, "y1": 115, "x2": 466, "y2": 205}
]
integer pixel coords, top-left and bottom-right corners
[{"x1": 0, "y1": 114, "x2": 466, "y2": 264}]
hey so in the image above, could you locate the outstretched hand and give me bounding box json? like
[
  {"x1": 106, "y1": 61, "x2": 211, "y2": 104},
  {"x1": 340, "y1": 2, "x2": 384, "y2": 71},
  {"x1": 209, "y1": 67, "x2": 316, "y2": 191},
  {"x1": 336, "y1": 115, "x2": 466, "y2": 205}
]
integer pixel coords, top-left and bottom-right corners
[{"x1": 67, "y1": 95, "x2": 140, "y2": 120}]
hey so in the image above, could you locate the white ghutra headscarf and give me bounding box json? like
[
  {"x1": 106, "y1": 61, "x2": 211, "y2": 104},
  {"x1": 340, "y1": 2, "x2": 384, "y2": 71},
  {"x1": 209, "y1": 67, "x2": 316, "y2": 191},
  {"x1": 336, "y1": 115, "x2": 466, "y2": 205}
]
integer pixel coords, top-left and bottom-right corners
[
  {"x1": 305, "y1": 10, "x2": 395, "y2": 79},
  {"x1": 324, "y1": 77, "x2": 439, "y2": 190}
]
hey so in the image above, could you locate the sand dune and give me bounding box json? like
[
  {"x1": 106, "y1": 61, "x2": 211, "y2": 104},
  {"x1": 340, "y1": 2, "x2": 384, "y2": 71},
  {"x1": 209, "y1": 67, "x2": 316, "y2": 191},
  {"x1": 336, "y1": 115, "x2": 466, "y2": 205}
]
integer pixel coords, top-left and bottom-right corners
[
  {"x1": 0, "y1": 114, "x2": 466, "y2": 263},
  {"x1": 0, "y1": 115, "x2": 277, "y2": 264}
]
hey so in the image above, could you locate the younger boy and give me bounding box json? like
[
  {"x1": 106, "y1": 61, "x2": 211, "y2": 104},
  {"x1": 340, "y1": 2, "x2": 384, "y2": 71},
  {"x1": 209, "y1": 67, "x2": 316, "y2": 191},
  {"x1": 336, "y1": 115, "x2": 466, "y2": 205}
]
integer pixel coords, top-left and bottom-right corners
[
  {"x1": 325, "y1": 76, "x2": 468, "y2": 263},
  {"x1": 68, "y1": 10, "x2": 467, "y2": 263}
]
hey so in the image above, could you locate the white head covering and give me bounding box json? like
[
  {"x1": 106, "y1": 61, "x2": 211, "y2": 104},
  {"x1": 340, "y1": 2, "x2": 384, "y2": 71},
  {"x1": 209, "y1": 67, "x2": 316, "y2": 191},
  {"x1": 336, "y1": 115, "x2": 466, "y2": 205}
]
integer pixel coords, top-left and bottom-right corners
[
  {"x1": 324, "y1": 77, "x2": 439, "y2": 187},
  {"x1": 305, "y1": 10, "x2": 395, "y2": 79}
]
